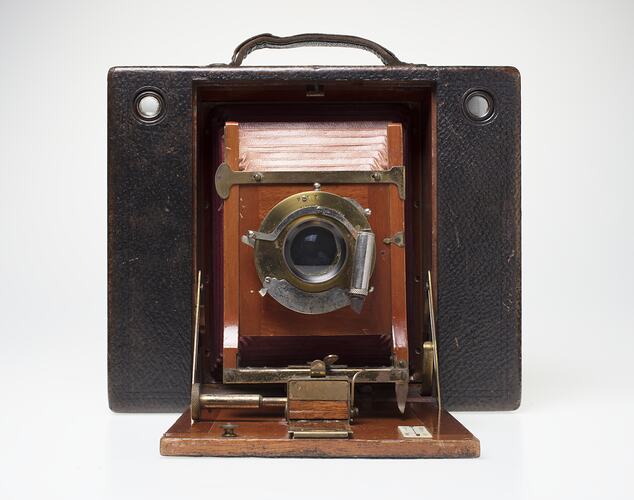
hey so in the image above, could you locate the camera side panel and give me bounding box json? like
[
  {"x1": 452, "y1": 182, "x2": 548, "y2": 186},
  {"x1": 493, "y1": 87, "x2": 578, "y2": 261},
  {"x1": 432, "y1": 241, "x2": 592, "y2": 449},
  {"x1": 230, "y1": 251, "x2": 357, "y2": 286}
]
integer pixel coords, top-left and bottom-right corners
[
  {"x1": 436, "y1": 67, "x2": 521, "y2": 410},
  {"x1": 108, "y1": 69, "x2": 193, "y2": 411}
]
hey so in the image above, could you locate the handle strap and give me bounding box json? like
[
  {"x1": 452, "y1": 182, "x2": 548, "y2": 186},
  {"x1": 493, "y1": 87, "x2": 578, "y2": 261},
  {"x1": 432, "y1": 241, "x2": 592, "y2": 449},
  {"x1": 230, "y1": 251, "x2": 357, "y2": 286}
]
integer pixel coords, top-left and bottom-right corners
[{"x1": 229, "y1": 33, "x2": 405, "y2": 66}]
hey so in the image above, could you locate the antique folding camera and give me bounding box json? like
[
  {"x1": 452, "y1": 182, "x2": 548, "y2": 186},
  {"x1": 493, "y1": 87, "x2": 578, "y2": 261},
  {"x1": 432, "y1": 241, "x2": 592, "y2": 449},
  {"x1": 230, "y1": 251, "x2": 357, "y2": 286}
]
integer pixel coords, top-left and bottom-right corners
[{"x1": 108, "y1": 34, "x2": 521, "y2": 458}]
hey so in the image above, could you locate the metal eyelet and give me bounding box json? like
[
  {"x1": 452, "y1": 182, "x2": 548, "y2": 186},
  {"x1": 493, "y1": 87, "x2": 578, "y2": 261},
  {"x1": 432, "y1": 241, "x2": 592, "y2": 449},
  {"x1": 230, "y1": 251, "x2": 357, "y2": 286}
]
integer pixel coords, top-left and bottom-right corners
[
  {"x1": 462, "y1": 89, "x2": 496, "y2": 123},
  {"x1": 133, "y1": 89, "x2": 166, "y2": 124}
]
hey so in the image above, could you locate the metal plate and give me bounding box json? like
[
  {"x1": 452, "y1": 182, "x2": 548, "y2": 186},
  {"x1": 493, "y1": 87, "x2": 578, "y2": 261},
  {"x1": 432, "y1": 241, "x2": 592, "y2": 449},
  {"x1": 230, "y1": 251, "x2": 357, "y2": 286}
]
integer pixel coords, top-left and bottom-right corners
[
  {"x1": 215, "y1": 162, "x2": 406, "y2": 200},
  {"x1": 287, "y1": 379, "x2": 350, "y2": 401}
]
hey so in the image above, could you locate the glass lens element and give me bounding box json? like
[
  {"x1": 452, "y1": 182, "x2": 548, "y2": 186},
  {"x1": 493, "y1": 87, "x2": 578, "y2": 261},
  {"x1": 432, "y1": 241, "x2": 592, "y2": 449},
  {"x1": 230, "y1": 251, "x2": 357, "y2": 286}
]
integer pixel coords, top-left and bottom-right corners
[
  {"x1": 290, "y1": 226, "x2": 337, "y2": 272},
  {"x1": 284, "y1": 220, "x2": 346, "y2": 283}
]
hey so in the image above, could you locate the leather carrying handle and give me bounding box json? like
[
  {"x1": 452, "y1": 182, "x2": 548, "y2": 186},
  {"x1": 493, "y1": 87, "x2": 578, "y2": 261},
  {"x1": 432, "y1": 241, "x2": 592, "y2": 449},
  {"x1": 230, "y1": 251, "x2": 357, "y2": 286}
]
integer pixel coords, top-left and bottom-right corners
[{"x1": 230, "y1": 33, "x2": 405, "y2": 66}]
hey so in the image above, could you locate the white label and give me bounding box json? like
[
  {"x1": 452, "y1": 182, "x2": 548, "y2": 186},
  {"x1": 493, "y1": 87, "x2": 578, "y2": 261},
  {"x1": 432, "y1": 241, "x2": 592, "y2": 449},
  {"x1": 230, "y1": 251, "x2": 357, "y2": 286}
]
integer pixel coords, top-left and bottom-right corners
[{"x1": 398, "y1": 425, "x2": 432, "y2": 439}]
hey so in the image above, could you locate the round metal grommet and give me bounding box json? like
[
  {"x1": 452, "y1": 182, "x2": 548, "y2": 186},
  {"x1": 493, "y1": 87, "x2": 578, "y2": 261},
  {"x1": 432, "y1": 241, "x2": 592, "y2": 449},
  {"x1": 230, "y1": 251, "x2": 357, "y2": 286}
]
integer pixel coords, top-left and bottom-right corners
[
  {"x1": 463, "y1": 89, "x2": 495, "y2": 123},
  {"x1": 133, "y1": 89, "x2": 165, "y2": 123}
]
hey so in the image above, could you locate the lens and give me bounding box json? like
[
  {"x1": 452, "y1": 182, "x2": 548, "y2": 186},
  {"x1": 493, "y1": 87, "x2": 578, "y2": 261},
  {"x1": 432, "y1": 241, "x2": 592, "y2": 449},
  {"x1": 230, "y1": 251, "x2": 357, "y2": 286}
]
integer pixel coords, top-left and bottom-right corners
[
  {"x1": 291, "y1": 226, "x2": 337, "y2": 269},
  {"x1": 284, "y1": 220, "x2": 346, "y2": 283}
]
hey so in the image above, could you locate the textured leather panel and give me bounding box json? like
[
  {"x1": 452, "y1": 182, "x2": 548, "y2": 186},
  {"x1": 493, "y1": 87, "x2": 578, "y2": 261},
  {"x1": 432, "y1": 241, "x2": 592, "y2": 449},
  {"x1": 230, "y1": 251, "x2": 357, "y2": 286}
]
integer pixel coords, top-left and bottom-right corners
[
  {"x1": 108, "y1": 65, "x2": 520, "y2": 412},
  {"x1": 435, "y1": 68, "x2": 521, "y2": 410},
  {"x1": 108, "y1": 70, "x2": 193, "y2": 412}
]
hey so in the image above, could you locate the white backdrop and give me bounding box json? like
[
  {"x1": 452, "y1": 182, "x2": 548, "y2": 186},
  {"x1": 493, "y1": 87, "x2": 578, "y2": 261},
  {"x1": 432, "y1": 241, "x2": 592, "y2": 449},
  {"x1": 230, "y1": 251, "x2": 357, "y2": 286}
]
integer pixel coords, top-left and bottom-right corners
[{"x1": 1, "y1": 1, "x2": 633, "y2": 499}]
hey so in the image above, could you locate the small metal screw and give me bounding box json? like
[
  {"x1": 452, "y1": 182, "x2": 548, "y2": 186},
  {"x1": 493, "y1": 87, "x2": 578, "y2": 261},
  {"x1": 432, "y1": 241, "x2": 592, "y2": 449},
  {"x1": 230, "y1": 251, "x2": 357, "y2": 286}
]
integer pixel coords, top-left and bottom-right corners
[
  {"x1": 364, "y1": 208, "x2": 372, "y2": 216},
  {"x1": 247, "y1": 230, "x2": 255, "y2": 238},
  {"x1": 221, "y1": 423, "x2": 238, "y2": 438},
  {"x1": 371, "y1": 172, "x2": 382, "y2": 181},
  {"x1": 301, "y1": 195, "x2": 308, "y2": 202},
  {"x1": 264, "y1": 276, "x2": 271, "y2": 283},
  {"x1": 252, "y1": 173, "x2": 262, "y2": 182},
  {"x1": 313, "y1": 182, "x2": 321, "y2": 191}
]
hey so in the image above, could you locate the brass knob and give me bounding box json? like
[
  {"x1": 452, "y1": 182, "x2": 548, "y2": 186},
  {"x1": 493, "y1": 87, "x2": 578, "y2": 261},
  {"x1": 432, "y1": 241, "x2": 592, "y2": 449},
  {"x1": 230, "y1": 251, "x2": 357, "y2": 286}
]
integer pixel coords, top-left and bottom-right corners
[{"x1": 221, "y1": 423, "x2": 238, "y2": 438}]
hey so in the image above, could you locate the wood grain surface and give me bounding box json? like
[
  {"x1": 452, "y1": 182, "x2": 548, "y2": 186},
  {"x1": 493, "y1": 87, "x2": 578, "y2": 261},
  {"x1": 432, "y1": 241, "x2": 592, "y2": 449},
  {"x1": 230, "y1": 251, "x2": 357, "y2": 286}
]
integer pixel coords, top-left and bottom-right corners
[
  {"x1": 161, "y1": 401, "x2": 479, "y2": 458},
  {"x1": 222, "y1": 121, "x2": 408, "y2": 369}
]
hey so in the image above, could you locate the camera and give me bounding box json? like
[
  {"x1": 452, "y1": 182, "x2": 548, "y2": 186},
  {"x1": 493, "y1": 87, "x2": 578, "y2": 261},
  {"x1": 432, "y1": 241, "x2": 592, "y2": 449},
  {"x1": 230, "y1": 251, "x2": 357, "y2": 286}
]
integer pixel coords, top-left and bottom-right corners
[{"x1": 108, "y1": 34, "x2": 521, "y2": 457}]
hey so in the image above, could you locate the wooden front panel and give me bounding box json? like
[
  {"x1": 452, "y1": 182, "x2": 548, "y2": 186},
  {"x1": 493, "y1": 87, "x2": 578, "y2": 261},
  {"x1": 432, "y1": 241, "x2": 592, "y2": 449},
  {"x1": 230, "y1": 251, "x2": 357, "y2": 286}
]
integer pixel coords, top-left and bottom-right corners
[
  {"x1": 222, "y1": 123, "x2": 407, "y2": 368},
  {"x1": 238, "y1": 183, "x2": 393, "y2": 338}
]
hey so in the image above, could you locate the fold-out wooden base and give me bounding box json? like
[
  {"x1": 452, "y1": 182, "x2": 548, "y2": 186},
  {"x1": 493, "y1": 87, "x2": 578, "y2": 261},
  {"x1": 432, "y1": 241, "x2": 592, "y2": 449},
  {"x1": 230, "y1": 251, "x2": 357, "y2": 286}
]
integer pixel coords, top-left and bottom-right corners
[{"x1": 160, "y1": 402, "x2": 479, "y2": 458}]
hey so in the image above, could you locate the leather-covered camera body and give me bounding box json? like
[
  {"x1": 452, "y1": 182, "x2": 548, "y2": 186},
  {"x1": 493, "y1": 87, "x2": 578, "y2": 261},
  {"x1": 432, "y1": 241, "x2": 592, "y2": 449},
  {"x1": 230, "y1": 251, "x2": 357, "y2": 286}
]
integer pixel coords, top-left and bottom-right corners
[{"x1": 108, "y1": 34, "x2": 521, "y2": 457}]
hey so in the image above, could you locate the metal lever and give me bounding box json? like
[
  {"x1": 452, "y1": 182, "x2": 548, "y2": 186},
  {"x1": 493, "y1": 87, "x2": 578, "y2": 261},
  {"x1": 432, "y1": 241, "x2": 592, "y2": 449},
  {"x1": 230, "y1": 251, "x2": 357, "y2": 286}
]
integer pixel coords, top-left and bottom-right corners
[
  {"x1": 190, "y1": 271, "x2": 203, "y2": 421},
  {"x1": 426, "y1": 271, "x2": 442, "y2": 411},
  {"x1": 310, "y1": 354, "x2": 339, "y2": 377},
  {"x1": 191, "y1": 270, "x2": 203, "y2": 386}
]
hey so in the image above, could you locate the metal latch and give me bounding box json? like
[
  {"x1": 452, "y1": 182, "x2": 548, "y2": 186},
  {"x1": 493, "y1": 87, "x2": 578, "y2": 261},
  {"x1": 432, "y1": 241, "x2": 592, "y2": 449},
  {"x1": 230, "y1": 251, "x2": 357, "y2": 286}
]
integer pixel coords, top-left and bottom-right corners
[{"x1": 383, "y1": 231, "x2": 404, "y2": 247}]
